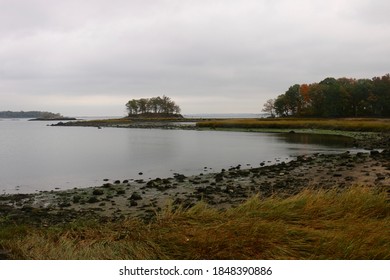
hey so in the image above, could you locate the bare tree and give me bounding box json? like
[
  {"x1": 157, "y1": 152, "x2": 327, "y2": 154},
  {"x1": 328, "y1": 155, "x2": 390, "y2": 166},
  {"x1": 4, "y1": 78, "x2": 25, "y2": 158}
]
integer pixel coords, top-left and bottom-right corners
[{"x1": 262, "y1": 99, "x2": 276, "y2": 117}]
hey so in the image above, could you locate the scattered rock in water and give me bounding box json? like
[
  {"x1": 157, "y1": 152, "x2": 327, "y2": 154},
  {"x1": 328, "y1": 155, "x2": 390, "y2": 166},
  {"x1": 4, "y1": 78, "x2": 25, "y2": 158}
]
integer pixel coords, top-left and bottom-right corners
[
  {"x1": 174, "y1": 174, "x2": 186, "y2": 182},
  {"x1": 238, "y1": 170, "x2": 250, "y2": 177},
  {"x1": 162, "y1": 178, "x2": 171, "y2": 184},
  {"x1": 72, "y1": 195, "x2": 81, "y2": 203},
  {"x1": 376, "y1": 174, "x2": 386, "y2": 180},
  {"x1": 129, "y1": 200, "x2": 138, "y2": 207},
  {"x1": 146, "y1": 180, "x2": 158, "y2": 188},
  {"x1": 340, "y1": 152, "x2": 351, "y2": 159},
  {"x1": 114, "y1": 180, "x2": 121, "y2": 184},
  {"x1": 59, "y1": 202, "x2": 71, "y2": 208},
  {"x1": 130, "y1": 192, "x2": 142, "y2": 200},
  {"x1": 87, "y1": 196, "x2": 99, "y2": 203},
  {"x1": 370, "y1": 150, "x2": 380, "y2": 157},
  {"x1": 345, "y1": 176, "x2": 354, "y2": 181},
  {"x1": 116, "y1": 189, "x2": 126, "y2": 195},
  {"x1": 190, "y1": 179, "x2": 201, "y2": 185},
  {"x1": 92, "y1": 189, "x2": 104, "y2": 196},
  {"x1": 381, "y1": 149, "x2": 390, "y2": 158}
]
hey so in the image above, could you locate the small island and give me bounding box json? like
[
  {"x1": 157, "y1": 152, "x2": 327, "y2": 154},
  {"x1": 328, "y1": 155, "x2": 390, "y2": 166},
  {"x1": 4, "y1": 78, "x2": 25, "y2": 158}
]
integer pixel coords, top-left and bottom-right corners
[
  {"x1": 0, "y1": 110, "x2": 76, "y2": 121},
  {"x1": 52, "y1": 95, "x2": 187, "y2": 128}
]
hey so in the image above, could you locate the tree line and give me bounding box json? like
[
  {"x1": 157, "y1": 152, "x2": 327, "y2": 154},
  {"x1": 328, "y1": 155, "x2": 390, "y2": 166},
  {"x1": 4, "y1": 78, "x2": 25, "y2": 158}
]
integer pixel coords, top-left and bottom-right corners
[
  {"x1": 263, "y1": 74, "x2": 390, "y2": 118},
  {"x1": 126, "y1": 95, "x2": 181, "y2": 116}
]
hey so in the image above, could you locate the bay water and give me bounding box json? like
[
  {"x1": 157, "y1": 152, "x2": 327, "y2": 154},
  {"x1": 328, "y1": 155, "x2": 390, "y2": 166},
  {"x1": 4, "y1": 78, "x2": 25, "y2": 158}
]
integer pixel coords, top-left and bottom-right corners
[{"x1": 1, "y1": 119, "x2": 356, "y2": 194}]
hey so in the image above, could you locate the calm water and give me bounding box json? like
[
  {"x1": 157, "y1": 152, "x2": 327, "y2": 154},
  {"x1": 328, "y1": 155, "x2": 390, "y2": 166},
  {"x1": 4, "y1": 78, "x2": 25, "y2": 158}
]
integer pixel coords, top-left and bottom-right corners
[{"x1": 1, "y1": 119, "x2": 356, "y2": 194}]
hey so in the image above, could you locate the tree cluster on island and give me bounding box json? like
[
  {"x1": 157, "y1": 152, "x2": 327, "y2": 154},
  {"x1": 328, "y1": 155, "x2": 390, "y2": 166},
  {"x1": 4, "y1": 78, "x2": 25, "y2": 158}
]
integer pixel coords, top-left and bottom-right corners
[
  {"x1": 263, "y1": 74, "x2": 390, "y2": 118},
  {"x1": 126, "y1": 95, "x2": 182, "y2": 117}
]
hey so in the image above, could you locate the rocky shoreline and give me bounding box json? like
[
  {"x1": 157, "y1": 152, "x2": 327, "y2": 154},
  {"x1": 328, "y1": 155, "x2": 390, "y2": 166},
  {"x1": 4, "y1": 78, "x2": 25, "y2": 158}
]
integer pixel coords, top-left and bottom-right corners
[{"x1": 1, "y1": 148, "x2": 389, "y2": 226}]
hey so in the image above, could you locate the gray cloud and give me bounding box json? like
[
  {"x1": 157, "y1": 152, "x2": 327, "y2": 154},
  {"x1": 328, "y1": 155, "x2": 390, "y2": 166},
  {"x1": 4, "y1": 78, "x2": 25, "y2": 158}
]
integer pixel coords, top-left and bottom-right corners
[{"x1": 0, "y1": 0, "x2": 389, "y2": 115}]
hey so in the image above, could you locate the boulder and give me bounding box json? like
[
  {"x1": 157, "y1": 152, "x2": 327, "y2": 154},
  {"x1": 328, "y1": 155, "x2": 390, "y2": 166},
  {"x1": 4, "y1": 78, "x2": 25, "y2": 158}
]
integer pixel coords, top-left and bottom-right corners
[
  {"x1": 92, "y1": 189, "x2": 104, "y2": 196},
  {"x1": 130, "y1": 192, "x2": 142, "y2": 200}
]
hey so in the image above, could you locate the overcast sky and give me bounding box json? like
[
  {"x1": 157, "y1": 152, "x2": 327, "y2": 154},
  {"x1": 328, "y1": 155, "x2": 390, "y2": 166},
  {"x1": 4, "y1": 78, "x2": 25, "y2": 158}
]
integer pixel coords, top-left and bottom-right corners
[{"x1": 0, "y1": 0, "x2": 389, "y2": 116}]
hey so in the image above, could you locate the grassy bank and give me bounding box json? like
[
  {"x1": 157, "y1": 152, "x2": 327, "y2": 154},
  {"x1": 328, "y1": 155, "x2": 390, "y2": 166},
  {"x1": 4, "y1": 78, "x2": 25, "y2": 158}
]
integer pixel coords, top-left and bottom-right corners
[
  {"x1": 196, "y1": 118, "x2": 390, "y2": 132},
  {"x1": 1, "y1": 186, "x2": 389, "y2": 260}
]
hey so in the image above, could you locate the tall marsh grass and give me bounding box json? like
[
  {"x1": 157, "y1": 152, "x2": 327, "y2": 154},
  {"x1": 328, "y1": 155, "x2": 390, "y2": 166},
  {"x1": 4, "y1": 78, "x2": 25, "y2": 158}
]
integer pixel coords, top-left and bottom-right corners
[
  {"x1": 196, "y1": 118, "x2": 390, "y2": 132},
  {"x1": 1, "y1": 186, "x2": 389, "y2": 259}
]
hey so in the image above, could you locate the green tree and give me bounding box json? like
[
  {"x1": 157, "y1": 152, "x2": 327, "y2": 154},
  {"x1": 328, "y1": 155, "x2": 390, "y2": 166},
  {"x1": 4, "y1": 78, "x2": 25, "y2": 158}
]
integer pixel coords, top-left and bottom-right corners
[
  {"x1": 319, "y1": 77, "x2": 349, "y2": 117},
  {"x1": 126, "y1": 99, "x2": 139, "y2": 115},
  {"x1": 126, "y1": 95, "x2": 181, "y2": 116},
  {"x1": 148, "y1": 97, "x2": 162, "y2": 114},
  {"x1": 284, "y1": 84, "x2": 303, "y2": 116},
  {"x1": 372, "y1": 74, "x2": 390, "y2": 117},
  {"x1": 274, "y1": 95, "x2": 289, "y2": 117},
  {"x1": 304, "y1": 83, "x2": 324, "y2": 116},
  {"x1": 137, "y1": 98, "x2": 149, "y2": 114},
  {"x1": 352, "y1": 79, "x2": 373, "y2": 116},
  {"x1": 268, "y1": 73, "x2": 390, "y2": 118}
]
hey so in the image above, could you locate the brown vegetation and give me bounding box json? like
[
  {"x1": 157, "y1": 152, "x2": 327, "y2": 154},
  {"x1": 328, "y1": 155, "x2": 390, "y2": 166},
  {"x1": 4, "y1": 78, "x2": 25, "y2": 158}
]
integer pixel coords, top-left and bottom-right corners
[
  {"x1": 196, "y1": 118, "x2": 390, "y2": 132},
  {"x1": 1, "y1": 186, "x2": 388, "y2": 260}
]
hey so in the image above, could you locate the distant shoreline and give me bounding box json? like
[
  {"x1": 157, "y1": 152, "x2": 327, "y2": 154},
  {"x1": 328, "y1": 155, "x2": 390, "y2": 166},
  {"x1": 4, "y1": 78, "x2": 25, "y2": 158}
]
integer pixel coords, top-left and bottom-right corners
[
  {"x1": 28, "y1": 117, "x2": 77, "y2": 121},
  {"x1": 0, "y1": 110, "x2": 66, "y2": 119}
]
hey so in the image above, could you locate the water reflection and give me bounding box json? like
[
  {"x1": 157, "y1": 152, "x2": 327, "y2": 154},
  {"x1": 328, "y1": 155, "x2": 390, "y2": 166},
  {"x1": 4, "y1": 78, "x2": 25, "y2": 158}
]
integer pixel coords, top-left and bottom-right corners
[{"x1": 276, "y1": 133, "x2": 354, "y2": 147}]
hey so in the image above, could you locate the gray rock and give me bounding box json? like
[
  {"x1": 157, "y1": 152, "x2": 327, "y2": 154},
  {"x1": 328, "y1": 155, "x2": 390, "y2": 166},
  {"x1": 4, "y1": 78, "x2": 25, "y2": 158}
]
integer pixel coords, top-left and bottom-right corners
[
  {"x1": 93, "y1": 189, "x2": 104, "y2": 196},
  {"x1": 130, "y1": 192, "x2": 142, "y2": 200},
  {"x1": 129, "y1": 200, "x2": 138, "y2": 207}
]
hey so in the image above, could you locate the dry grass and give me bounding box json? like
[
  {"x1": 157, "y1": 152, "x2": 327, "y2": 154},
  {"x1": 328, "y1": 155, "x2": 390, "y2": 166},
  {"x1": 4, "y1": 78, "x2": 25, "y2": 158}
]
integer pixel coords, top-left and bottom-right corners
[
  {"x1": 1, "y1": 186, "x2": 389, "y2": 260},
  {"x1": 196, "y1": 118, "x2": 390, "y2": 132}
]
